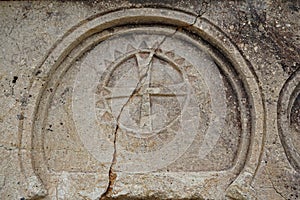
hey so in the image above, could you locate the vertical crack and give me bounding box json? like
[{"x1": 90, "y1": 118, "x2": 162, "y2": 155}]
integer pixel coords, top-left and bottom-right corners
[
  {"x1": 99, "y1": 35, "x2": 170, "y2": 200},
  {"x1": 99, "y1": 3, "x2": 210, "y2": 199},
  {"x1": 193, "y1": 0, "x2": 211, "y2": 25},
  {"x1": 265, "y1": 167, "x2": 287, "y2": 200},
  {"x1": 99, "y1": 69, "x2": 150, "y2": 200}
]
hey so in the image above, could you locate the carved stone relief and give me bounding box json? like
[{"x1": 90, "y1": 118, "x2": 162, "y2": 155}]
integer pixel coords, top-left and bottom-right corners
[
  {"x1": 0, "y1": 1, "x2": 299, "y2": 200},
  {"x1": 17, "y1": 8, "x2": 264, "y2": 199}
]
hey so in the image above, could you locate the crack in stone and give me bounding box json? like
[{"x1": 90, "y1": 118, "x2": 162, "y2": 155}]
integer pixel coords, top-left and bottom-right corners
[
  {"x1": 194, "y1": 0, "x2": 210, "y2": 24},
  {"x1": 99, "y1": 38, "x2": 163, "y2": 200},
  {"x1": 0, "y1": 144, "x2": 18, "y2": 151},
  {"x1": 265, "y1": 167, "x2": 287, "y2": 200},
  {"x1": 99, "y1": 3, "x2": 210, "y2": 199}
]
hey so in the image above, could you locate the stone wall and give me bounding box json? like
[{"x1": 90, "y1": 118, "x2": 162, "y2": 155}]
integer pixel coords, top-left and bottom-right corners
[{"x1": 0, "y1": 1, "x2": 299, "y2": 199}]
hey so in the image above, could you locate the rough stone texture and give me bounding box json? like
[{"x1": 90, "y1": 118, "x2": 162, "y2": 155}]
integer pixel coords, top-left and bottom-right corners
[{"x1": 0, "y1": 1, "x2": 299, "y2": 200}]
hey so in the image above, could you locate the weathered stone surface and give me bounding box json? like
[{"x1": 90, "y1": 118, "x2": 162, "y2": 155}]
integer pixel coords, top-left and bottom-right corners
[{"x1": 0, "y1": 1, "x2": 299, "y2": 200}]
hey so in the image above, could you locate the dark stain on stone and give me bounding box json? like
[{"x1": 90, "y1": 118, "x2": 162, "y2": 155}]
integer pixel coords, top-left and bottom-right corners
[{"x1": 12, "y1": 76, "x2": 18, "y2": 84}]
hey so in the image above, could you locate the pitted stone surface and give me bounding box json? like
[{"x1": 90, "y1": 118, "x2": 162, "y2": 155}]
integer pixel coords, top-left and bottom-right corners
[{"x1": 0, "y1": 1, "x2": 299, "y2": 200}]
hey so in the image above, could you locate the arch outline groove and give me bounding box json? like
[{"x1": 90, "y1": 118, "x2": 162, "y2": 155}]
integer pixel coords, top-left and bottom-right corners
[{"x1": 19, "y1": 8, "x2": 265, "y2": 199}]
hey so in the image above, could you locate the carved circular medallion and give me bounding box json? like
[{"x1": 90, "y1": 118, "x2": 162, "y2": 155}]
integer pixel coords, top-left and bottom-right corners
[
  {"x1": 278, "y1": 69, "x2": 300, "y2": 171},
  {"x1": 20, "y1": 8, "x2": 264, "y2": 199},
  {"x1": 72, "y1": 29, "x2": 227, "y2": 172}
]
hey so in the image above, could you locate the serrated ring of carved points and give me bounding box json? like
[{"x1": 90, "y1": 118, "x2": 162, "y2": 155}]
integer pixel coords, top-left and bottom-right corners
[
  {"x1": 72, "y1": 30, "x2": 227, "y2": 172},
  {"x1": 95, "y1": 44, "x2": 201, "y2": 153},
  {"x1": 19, "y1": 9, "x2": 265, "y2": 198}
]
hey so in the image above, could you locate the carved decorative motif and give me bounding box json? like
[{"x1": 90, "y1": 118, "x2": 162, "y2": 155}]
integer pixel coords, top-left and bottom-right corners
[{"x1": 19, "y1": 8, "x2": 264, "y2": 199}]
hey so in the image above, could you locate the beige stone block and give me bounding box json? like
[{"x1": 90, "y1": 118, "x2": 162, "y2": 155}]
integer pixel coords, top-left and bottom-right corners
[{"x1": 0, "y1": 1, "x2": 299, "y2": 199}]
